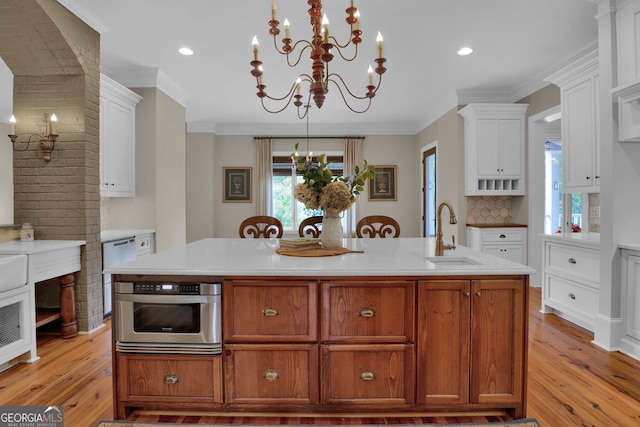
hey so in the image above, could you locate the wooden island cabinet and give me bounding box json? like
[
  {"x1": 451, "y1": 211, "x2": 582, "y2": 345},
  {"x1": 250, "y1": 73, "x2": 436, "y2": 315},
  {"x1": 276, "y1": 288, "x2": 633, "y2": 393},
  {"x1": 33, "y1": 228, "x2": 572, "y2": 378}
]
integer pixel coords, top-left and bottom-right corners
[{"x1": 109, "y1": 238, "x2": 532, "y2": 420}]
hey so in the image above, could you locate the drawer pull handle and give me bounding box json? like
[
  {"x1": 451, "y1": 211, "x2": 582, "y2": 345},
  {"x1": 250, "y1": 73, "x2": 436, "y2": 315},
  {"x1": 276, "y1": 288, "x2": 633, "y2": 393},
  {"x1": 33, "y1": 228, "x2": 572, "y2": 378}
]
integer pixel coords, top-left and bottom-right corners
[
  {"x1": 568, "y1": 258, "x2": 577, "y2": 264},
  {"x1": 262, "y1": 307, "x2": 279, "y2": 316},
  {"x1": 358, "y1": 307, "x2": 376, "y2": 318},
  {"x1": 163, "y1": 374, "x2": 179, "y2": 384},
  {"x1": 499, "y1": 234, "x2": 506, "y2": 239},
  {"x1": 263, "y1": 369, "x2": 279, "y2": 381},
  {"x1": 360, "y1": 371, "x2": 375, "y2": 381},
  {"x1": 568, "y1": 293, "x2": 576, "y2": 300}
]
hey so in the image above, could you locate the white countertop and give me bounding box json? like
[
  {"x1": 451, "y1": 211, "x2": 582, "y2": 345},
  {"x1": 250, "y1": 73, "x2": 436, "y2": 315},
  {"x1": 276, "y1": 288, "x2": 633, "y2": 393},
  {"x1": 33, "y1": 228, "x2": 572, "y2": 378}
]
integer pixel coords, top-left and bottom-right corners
[
  {"x1": 619, "y1": 243, "x2": 640, "y2": 251},
  {"x1": 540, "y1": 232, "x2": 600, "y2": 247},
  {"x1": 105, "y1": 237, "x2": 535, "y2": 277},
  {"x1": 101, "y1": 229, "x2": 155, "y2": 243},
  {"x1": 0, "y1": 240, "x2": 86, "y2": 255}
]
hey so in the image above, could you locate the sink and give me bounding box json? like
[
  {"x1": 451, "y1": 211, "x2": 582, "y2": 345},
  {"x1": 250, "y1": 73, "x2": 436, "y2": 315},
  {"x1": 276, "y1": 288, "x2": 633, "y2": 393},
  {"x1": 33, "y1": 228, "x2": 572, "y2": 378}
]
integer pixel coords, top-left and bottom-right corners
[
  {"x1": 0, "y1": 254, "x2": 28, "y2": 293},
  {"x1": 425, "y1": 256, "x2": 482, "y2": 267}
]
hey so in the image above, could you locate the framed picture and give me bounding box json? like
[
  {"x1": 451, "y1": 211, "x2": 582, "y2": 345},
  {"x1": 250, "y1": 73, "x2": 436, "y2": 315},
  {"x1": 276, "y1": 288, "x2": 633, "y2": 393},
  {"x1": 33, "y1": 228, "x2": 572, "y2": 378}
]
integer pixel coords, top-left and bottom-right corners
[
  {"x1": 369, "y1": 165, "x2": 397, "y2": 201},
  {"x1": 223, "y1": 167, "x2": 252, "y2": 202}
]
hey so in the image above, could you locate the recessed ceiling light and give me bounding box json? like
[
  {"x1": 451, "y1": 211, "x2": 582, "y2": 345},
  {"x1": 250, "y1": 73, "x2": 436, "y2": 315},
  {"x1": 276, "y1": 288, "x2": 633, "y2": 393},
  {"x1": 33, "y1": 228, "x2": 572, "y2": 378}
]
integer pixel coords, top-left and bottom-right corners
[
  {"x1": 458, "y1": 47, "x2": 473, "y2": 56},
  {"x1": 179, "y1": 47, "x2": 194, "y2": 56}
]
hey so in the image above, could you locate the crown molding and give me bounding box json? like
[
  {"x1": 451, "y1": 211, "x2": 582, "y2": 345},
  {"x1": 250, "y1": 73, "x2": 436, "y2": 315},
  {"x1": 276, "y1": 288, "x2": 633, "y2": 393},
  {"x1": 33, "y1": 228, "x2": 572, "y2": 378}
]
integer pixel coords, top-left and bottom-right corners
[
  {"x1": 57, "y1": 0, "x2": 110, "y2": 34},
  {"x1": 192, "y1": 120, "x2": 419, "y2": 136},
  {"x1": 102, "y1": 68, "x2": 188, "y2": 107}
]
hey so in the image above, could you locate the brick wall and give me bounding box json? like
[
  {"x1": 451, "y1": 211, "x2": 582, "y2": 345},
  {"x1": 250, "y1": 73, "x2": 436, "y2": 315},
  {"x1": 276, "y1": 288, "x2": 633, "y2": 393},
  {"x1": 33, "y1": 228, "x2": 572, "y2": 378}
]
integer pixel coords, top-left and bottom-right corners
[{"x1": 0, "y1": 0, "x2": 102, "y2": 332}]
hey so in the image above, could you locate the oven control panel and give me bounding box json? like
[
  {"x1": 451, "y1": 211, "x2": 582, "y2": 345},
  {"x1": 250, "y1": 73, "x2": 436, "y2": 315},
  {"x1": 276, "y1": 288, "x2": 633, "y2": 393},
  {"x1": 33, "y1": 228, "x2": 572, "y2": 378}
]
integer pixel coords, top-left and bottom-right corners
[
  {"x1": 115, "y1": 281, "x2": 221, "y2": 296},
  {"x1": 134, "y1": 282, "x2": 201, "y2": 295}
]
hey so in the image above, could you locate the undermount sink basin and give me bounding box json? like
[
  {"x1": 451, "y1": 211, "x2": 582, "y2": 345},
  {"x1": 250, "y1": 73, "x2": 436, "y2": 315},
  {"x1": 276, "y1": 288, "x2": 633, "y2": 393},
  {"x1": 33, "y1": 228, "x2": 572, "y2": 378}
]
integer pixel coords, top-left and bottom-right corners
[
  {"x1": 0, "y1": 254, "x2": 28, "y2": 293},
  {"x1": 425, "y1": 256, "x2": 482, "y2": 267}
]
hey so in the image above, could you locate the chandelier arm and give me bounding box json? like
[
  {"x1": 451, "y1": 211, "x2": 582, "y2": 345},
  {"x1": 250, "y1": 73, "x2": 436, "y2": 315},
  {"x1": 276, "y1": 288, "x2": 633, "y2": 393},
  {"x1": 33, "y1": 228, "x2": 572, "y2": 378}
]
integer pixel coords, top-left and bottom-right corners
[
  {"x1": 327, "y1": 73, "x2": 382, "y2": 100},
  {"x1": 257, "y1": 76, "x2": 303, "y2": 102},
  {"x1": 327, "y1": 36, "x2": 359, "y2": 62},
  {"x1": 272, "y1": 36, "x2": 313, "y2": 68},
  {"x1": 11, "y1": 134, "x2": 42, "y2": 152},
  {"x1": 260, "y1": 93, "x2": 297, "y2": 114},
  {"x1": 326, "y1": 79, "x2": 372, "y2": 114}
]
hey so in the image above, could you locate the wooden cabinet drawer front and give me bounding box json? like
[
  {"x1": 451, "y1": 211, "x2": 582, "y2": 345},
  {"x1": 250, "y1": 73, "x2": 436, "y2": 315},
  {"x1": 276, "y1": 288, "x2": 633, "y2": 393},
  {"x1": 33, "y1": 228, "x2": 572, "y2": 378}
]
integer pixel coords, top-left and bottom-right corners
[
  {"x1": 481, "y1": 228, "x2": 524, "y2": 243},
  {"x1": 224, "y1": 280, "x2": 317, "y2": 341},
  {"x1": 119, "y1": 354, "x2": 222, "y2": 401},
  {"x1": 224, "y1": 344, "x2": 318, "y2": 404},
  {"x1": 546, "y1": 275, "x2": 598, "y2": 322},
  {"x1": 545, "y1": 243, "x2": 599, "y2": 285},
  {"x1": 321, "y1": 281, "x2": 415, "y2": 342},
  {"x1": 321, "y1": 344, "x2": 415, "y2": 404}
]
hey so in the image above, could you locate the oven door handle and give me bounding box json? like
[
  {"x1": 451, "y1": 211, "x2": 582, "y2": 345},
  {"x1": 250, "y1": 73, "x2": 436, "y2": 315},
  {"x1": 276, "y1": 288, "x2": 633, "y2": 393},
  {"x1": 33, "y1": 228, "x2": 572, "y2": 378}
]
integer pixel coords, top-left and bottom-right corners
[{"x1": 114, "y1": 293, "x2": 218, "y2": 304}]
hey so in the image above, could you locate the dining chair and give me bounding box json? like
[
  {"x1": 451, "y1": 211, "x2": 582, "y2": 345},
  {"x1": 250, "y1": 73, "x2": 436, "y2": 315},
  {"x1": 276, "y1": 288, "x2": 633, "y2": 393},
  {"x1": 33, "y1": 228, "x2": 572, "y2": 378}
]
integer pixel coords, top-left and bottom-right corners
[
  {"x1": 239, "y1": 216, "x2": 283, "y2": 238},
  {"x1": 298, "y1": 215, "x2": 323, "y2": 238},
  {"x1": 356, "y1": 215, "x2": 401, "y2": 238}
]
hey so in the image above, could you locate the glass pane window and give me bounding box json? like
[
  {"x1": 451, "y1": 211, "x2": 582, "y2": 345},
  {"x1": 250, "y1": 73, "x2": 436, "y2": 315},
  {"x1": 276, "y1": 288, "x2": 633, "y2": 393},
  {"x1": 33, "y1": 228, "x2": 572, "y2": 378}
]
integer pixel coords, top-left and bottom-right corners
[{"x1": 272, "y1": 155, "x2": 343, "y2": 230}]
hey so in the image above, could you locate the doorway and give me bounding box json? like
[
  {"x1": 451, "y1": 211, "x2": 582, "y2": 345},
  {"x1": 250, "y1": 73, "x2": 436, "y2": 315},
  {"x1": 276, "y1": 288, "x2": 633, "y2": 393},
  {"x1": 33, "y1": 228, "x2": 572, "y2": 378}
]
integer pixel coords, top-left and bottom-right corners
[
  {"x1": 423, "y1": 146, "x2": 436, "y2": 237},
  {"x1": 528, "y1": 105, "x2": 561, "y2": 287}
]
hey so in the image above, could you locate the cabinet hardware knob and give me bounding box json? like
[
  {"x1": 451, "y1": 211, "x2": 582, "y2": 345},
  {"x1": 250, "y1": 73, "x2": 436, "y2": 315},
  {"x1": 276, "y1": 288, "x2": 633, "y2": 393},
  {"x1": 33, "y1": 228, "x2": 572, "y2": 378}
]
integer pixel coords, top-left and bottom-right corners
[
  {"x1": 360, "y1": 371, "x2": 375, "y2": 381},
  {"x1": 163, "y1": 374, "x2": 179, "y2": 384},
  {"x1": 568, "y1": 258, "x2": 577, "y2": 264},
  {"x1": 499, "y1": 234, "x2": 506, "y2": 239},
  {"x1": 586, "y1": 176, "x2": 591, "y2": 180},
  {"x1": 463, "y1": 291, "x2": 470, "y2": 297},
  {"x1": 595, "y1": 176, "x2": 600, "y2": 179},
  {"x1": 568, "y1": 293, "x2": 576, "y2": 300},
  {"x1": 475, "y1": 291, "x2": 482, "y2": 297},
  {"x1": 263, "y1": 369, "x2": 279, "y2": 381},
  {"x1": 262, "y1": 307, "x2": 279, "y2": 316},
  {"x1": 358, "y1": 307, "x2": 376, "y2": 318}
]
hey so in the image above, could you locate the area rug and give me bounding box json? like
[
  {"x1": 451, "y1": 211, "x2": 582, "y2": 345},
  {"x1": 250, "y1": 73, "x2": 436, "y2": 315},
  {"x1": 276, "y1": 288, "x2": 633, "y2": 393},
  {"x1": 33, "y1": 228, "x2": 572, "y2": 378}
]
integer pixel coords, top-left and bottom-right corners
[{"x1": 96, "y1": 418, "x2": 541, "y2": 427}]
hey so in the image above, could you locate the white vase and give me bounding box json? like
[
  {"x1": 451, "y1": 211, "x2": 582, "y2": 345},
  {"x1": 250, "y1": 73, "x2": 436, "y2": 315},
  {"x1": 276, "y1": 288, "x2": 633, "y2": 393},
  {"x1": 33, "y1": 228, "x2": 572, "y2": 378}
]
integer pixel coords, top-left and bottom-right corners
[{"x1": 321, "y1": 211, "x2": 343, "y2": 249}]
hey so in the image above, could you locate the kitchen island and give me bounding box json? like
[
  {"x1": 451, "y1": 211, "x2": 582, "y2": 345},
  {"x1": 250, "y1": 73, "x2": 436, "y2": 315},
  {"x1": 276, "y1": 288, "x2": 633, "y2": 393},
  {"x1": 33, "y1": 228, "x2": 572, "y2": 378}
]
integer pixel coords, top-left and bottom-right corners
[{"x1": 107, "y1": 237, "x2": 534, "y2": 420}]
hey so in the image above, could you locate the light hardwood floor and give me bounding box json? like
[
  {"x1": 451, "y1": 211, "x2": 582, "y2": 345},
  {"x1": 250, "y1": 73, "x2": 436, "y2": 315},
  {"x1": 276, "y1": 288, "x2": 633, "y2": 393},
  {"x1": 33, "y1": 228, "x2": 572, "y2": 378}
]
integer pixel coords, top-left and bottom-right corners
[{"x1": 1, "y1": 287, "x2": 639, "y2": 426}]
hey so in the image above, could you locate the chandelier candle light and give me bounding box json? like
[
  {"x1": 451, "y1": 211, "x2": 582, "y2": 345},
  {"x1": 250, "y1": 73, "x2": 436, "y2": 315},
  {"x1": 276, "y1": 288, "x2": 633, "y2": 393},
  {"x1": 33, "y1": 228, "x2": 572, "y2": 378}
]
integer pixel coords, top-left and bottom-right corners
[{"x1": 250, "y1": 0, "x2": 387, "y2": 118}]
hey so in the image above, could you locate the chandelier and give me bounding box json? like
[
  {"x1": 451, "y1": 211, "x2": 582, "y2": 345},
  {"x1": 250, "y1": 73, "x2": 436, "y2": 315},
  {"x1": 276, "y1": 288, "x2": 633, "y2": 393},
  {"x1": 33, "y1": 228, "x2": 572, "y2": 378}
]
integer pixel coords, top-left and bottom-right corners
[{"x1": 250, "y1": 0, "x2": 387, "y2": 118}]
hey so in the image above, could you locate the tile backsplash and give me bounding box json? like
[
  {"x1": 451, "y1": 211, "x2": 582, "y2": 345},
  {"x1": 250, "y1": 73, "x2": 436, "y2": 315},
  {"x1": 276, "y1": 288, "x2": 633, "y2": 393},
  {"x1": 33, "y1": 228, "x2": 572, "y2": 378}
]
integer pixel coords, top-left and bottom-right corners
[{"x1": 466, "y1": 196, "x2": 512, "y2": 224}]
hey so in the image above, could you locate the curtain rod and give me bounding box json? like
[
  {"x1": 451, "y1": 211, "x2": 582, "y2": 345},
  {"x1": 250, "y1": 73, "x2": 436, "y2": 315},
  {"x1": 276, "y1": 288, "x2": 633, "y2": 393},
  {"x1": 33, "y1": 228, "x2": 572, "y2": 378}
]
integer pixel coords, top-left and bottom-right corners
[{"x1": 254, "y1": 136, "x2": 365, "y2": 140}]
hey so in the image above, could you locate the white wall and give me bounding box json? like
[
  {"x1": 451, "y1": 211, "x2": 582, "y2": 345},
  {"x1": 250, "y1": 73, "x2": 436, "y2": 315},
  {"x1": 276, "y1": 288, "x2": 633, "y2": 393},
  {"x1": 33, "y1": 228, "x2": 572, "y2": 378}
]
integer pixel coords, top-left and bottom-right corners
[
  {"x1": 0, "y1": 58, "x2": 13, "y2": 225},
  {"x1": 102, "y1": 87, "x2": 187, "y2": 252},
  {"x1": 189, "y1": 133, "x2": 423, "y2": 239},
  {"x1": 186, "y1": 133, "x2": 215, "y2": 243}
]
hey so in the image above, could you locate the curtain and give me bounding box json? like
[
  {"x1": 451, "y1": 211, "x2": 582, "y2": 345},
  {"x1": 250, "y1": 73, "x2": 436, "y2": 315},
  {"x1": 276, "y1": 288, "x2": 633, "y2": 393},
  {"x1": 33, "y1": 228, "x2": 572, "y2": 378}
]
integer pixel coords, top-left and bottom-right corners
[
  {"x1": 344, "y1": 137, "x2": 363, "y2": 237},
  {"x1": 256, "y1": 137, "x2": 272, "y2": 216}
]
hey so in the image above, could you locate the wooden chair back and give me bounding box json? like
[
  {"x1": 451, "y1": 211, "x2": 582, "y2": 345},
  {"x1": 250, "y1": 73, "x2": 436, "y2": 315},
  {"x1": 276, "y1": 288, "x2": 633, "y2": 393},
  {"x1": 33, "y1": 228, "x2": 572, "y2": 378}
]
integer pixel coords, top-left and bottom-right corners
[
  {"x1": 356, "y1": 215, "x2": 401, "y2": 238},
  {"x1": 298, "y1": 215, "x2": 323, "y2": 238},
  {"x1": 239, "y1": 216, "x2": 283, "y2": 238}
]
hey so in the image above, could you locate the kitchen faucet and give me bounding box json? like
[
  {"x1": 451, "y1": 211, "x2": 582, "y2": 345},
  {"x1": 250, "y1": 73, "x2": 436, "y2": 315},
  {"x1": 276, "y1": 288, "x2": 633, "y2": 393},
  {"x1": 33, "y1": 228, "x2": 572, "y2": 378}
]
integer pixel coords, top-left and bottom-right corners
[{"x1": 435, "y1": 201, "x2": 457, "y2": 256}]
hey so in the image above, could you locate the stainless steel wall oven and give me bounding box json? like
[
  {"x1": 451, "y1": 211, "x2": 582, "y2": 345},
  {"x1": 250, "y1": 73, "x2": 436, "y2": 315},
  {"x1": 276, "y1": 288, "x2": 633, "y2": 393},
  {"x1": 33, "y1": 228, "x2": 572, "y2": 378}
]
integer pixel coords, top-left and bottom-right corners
[{"x1": 114, "y1": 281, "x2": 222, "y2": 355}]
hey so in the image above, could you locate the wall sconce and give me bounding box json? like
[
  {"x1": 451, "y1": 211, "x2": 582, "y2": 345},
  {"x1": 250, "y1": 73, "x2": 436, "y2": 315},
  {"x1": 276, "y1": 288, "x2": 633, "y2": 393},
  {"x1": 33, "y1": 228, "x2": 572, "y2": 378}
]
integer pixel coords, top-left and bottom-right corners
[{"x1": 8, "y1": 113, "x2": 59, "y2": 162}]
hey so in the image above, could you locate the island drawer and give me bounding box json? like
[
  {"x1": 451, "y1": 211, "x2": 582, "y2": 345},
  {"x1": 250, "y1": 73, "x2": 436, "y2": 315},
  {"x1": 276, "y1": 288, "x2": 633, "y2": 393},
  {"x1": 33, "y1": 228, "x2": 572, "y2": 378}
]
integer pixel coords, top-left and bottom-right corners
[
  {"x1": 224, "y1": 343, "x2": 318, "y2": 404},
  {"x1": 544, "y1": 242, "x2": 600, "y2": 286},
  {"x1": 224, "y1": 280, "x2": 318, "y2": 342},
  {"x1": 321, "y1": 280, "x2": 415, "y2": 342},
  {"x1": 117, "y1": 353, "x2": 223, "y2": 402},
  {"x1": 320, "y1": 344, "x2": 415, "y2": 404}
]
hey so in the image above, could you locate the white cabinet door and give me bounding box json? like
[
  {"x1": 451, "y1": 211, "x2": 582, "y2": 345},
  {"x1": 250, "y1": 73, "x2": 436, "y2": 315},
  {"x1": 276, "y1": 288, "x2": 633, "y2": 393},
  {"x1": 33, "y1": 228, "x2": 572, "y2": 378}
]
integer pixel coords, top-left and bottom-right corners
[
  {"x1": 477, "y1": 120, "x2": 501, "y2": 178},
  {"x1": 100, "y1": 74, "x2": 142, "y2": 198},
  {"x1": 624, "y1": 254, "x2": 640, "y2": 342},
  {"x1": 546, "y1": 50, "x2": 599, "y2": 194},
  {"x1": 562, "y1": 79, "x2": 596, "y2": 191},
  {"x1": 498, "y1": 119, "x2": 522, "y2": 178}
]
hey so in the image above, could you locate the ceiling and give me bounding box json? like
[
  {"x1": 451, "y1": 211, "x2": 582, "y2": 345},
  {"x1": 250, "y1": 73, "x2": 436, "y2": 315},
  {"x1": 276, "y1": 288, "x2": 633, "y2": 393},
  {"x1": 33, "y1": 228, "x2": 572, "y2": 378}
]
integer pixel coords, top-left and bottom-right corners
[{"x1": 16, "y1": 1, "x2": 600, "y2": 135}]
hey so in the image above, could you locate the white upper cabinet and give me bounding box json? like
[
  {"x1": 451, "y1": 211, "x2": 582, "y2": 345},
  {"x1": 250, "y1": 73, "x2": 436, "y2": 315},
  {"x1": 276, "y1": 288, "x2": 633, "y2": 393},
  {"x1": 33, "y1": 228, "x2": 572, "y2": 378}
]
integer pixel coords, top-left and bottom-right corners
[
  {"x1": 459, "y1": 103, "x2": 528, "y2": 196},
  {"x1": 100, "y1": 74, "x2": 142, "y2": 198},
  {"x1": 613, "y1": 0, "x2": 640, "y2": 142},
  {"x1": 546, "y1": 50, "x2": 600, "y2": 193}
]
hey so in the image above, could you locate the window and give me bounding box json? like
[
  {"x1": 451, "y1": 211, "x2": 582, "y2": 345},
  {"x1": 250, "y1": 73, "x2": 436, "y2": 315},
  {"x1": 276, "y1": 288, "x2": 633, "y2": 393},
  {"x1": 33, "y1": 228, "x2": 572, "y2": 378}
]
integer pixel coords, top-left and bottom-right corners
[{"x1": 272, "y1": 154, "x2": 344, "y2": 229}]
